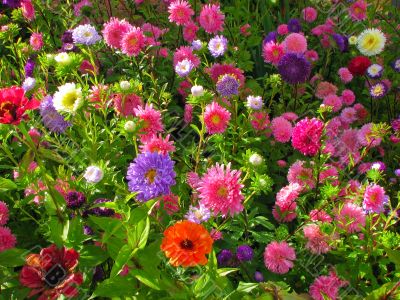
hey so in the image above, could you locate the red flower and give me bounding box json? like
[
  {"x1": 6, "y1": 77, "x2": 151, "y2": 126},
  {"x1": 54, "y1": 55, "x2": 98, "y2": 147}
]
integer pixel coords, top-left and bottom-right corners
[
  {"x1": 19, "y1": 244, "x2": 83, "y2": 300},
  {"x1": 0, "y1": 86, "x2": 39, "y2": 125},
  {"x1": 347, "y1": 56, "x2": 371, "y2": 76}
]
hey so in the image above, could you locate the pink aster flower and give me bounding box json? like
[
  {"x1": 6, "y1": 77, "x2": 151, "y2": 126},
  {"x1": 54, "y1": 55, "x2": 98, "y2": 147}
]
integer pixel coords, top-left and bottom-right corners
[
  {"x1": 204, "y1": 102, "x2": 231, "y2": 134},
  {"x1": 271, "y1": 116, "x2": 292, "y2": 143},
  {"x1": 207, "y1": 63, "x2": 245, "y2": 86},
  {"x1": 134, "y1": 104, "x2": 164, "y2": 143},
  {"x1": 21, "y1": 0, "x2": 35, "y2": 21},
  {"x1": 184, "y1": 104, "x2": 193, "y2": 124},
  {"x1": 349, "y1": 0, "x2": 367, "y2": 21},
  {"x1": 277, "y1": 24, "x2": 289, "y2": 35},
  {"x1": 338, "y1": 67, "x2": 353, "y2": 83},
  {"x1": 158, "y1": 193, "x2": 180, "y2": 215},
  {"x1": 0, "y1": 201, "x2": 9, "y2": 226},
  {"x1": 283, "y1": 33, "x2": 307, "y2": 54},
  {"x1": 287, "y1": 160, "x2": 315, "y2": 189},
  {"x1": 263, "y1": 241, "x2": 296, "y2": 274},
  {"x1": 341, "y1": 89, "x2": 356, "y2": 106},
  {"x1": 197, "y1": 163, "x2": 244, "y2": 217},
  {"x1": 354, "y1": 103, "x2": 368, "y2": 120},
  {"x1": 262, "y1": 42, "x2": 285, "y2": 65},
  {"x1": 292, "y1": 118, "x2": 324, "y2": 156},
  {"x1": 102, "y1": 18, "x2": 133, "y2": 49},
  {"x1": 335, "y1": 202, "x2": 366, "y2": 233},
  {"x1": 309, "y1": 209, "x2": 332, "y2": 223},
  {"x1": 0, "y1": 226, "x2": 16, "y2": 252},
  {"x1": 183, "y1": 22, "x2": 198, "y2": 42},
  {"x1": 323, "y1": 94, "x2": 342, "y2": 112},
  {"x1": 30, "y1": 33, "x2": 43, "y2": 51},
  {"x1": 358, "y1": 123, "x2": 382, "y2": 147},
  {"x1": 250, "y1": 111, "x2": 270, "y2": 131},
  {"x1": 273, "y1": 183, "x2": 301, "y2": 222},
  {"x1": 335, "y1": 128, "x2": 361, "y2": 157},
  {"x1": 302, "y1": 7, "x2": 317, "y2": 23},
  {"x1": 199, "y1": 4, "x2": 225, "y2": 34},
  {"x1": 173, "y1": 46, "x2": 200, "y2": 68},
  {"x1": 139, "y1": 134, "x2": 175, "y2": 155},
  {"x1": 121, "y1": 27, "x2": 145, "y2": 57},
  {"x1": 282, "y1": 112, "x2": 298, "y2": 122},
  {"x1": 309, "y1": 272, "x2": 348, "y2": 300},
  {"x1": 340, "y1": 107, "x2": 357, "y2": 124},
  {"x1": 168, "y1": 0, "x2": 194, "y2": 26},
  {"x1": 315, "y1": 81, "x2": 338, "y2": 99},
  {"x1": 113, "y1": 93, "x2": 143, "y2": 117},
  {"x1": 305, "y1": 50, "x2": 319, "y2": 62},
  {"x1": 187, "y1": 171, "x2": 201, "y2": 189},
  {"x1": 303, "y1": 224, "x2": 331, "y2": 254},
  {"x1": 363, "y1": 184, "x2": 388, "y2": 213}
]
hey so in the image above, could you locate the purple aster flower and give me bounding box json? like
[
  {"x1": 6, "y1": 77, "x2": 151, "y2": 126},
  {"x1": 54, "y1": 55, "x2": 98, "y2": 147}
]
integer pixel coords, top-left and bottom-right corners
[
  {"x1": 217, "y1": 249, "x2": 233, "y2": 266},
  {"x1": 39, "y1": 96, "x2": 71, "y2": 133},
  {"x1": 371, "y1": 161, "x2": 386, "y2": 172},
  {"x1": 208, "y1": 35, "x2": 228, "y2": 58},
  {"x1": 332, "y1": 34, "x2": 348, "y2": 52},
  {"x1": 22, "y1": 77, "x2": 36, "y2": 92},
  {"x1": 185, "y1": 204, "x2": 211, "y2": 224},
  {"x1": 278, "y1": 53, "x2": 311, "y2": 84},
  {"x1": 175, "y1": 59, "x2": 193, "y2": 77},
  {"x1": 367, "y1": 64, "x2": 383, "y2": 79},
  {"x1": 61, "y1": 30, "x2": 74, "y2": 44},
  {"x1": 395, "y1": 169, "x2": 400, "y2": 177},
  {"x1": 191, "y1": 39, "x2": 202, "y2": 50},
  {"x1": 83, "y1": 225, "x2": 94, "y2": 235},
  {"x1": 65, "y1": 191, "x2": 86, "y2": 209},
  {"x1": 288, "y1": 18, "x2": 302, "y2": 33},
  {"x1": 126, "y1": 152, "x2": 176, "y2": 202},
  {"x1": 24, "y1": 58, "x2": 35, "y2": 77},
  {"x1": 392, "y1": 118, "x2": 400, "y2": 131},
  {"x1": 72, "y1": 24, "x2": 102, "y2": 45},
  {"x1": 369, "y1": 82, "x2": 388, "y2": 99},
  {"x1": 263, "y1": 31, "x2": 278, "y2": 44},
  {"x1": 86, "y1": 198, "x2": 114, "y2": 216},
  {"x1": 216, "y1": 74, "x2": 239, "y2": 97},
  {"x1": 236, "y1": 245, "x2": 254, "y2": 261},
  {"x1": 2, "y1": 0, "x2": 21, "y2": 8},
  {"x1": 254, "y1": 271, "x2": 264, "y2": 282},
  {"x1": 61, "y1": 43, "x2": 78, "y2": 53},
  {"x1": 391, "y1": 58, "x2": 400, "y2": 73}
]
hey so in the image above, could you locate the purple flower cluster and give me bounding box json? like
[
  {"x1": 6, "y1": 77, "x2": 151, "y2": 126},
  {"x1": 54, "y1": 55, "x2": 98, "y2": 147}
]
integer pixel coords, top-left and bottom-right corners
[
  {"x1": 65, "y1": 191, "x2": 86, "y2": 209},
  {"x1": 278, "y1": 53, "x2": 311, "y2": 84},
  {"x1": 39, "y1": 96, "x2": 71, "y2": 133},
  {"x1": 216, "y1": 74, "x2": 239, "y2": 97}
]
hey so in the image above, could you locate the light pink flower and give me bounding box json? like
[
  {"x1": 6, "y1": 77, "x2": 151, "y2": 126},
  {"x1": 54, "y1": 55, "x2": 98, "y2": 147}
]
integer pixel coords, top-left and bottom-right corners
[
  {"x1": 309, "y1": 272, "x2": 348, "y2": 300},
  {"x1": 303, "y1": 224, "x2": 331, "y2": 254},
  {"x1": 338, "y1": 67, "x2": 353, "y2": 83},
  {"x1": 263, "y1": 241, "x2": 296, "y2": 274},
  {"x1": 341, "y1": 89, "x2": 356, "y2": 106},
  {"x1": 323, "y1": 94, "x2": 342, "y2": 112},
  {"x1": 121, "y1": 27, "x2": 145, "y2": 57},
  {"x1": 102, "y1": 18, "x2": 133, "y2": 49},
  {"x1": 309, "y1": 209, "x2": 332, "y2": 223},
  {"x1": 199, "y1": 4, "x2": 225, "y2": 34},
  {"x1": 287, "y1": 160, "x2": 315, "y2": 189},
  {"x1": 284, "y1": 33, "x2": 307, "y2": 54},
  {"x1": 271, "y1": 116, "x2": 292, "y2": 143},
  {"x1": 302, "y1": 7, "x2": 317, "y2": 23},
  {"x1": 335, "y1": 202, "x2": 366, "y2": 233},
  {"x1": 168, "y1": 0, "x2": 194, "y2": 26},
  {"x1": 315, "y1": 81, "x2": 338, "y2": 99},
  {"x1": 204, "y1": 102, "x2": 231, "y2": 134},
  {"x1": 30, "y1": 33, "x2": 43, "y2": 51}
]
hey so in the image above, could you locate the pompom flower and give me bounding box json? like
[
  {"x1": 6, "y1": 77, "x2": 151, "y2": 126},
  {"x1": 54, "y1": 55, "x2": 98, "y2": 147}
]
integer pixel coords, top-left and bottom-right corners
[
  {"x1": 208, "y1": 35, "x2": 228, "y2": 57},
  {"x1": 0, "y1": 226, "x2": 16, "y2": 252},
  {"x1": 338, "y1": 67, "x2": 353, "y2": 83},
  {"x1": 126, "y1": 152, "x2": 176, "y2": 202},
  {"x1": 72, "y1": 24, "x2": 101, "y2": 45},
  {"x1": 197, "y1": 163, "x2": 244, "y2": 217},
  {"x1": 30, "y1": 33, "x2": 43, "y2": 51},
  {"x1": 199, "y1": 4, "x2": 225, "y2": 34},
  {"x1": 272, "y1": 183, "x2": 301, "y2": 222},
  {"x1": 347, "y1": 56, "x2": 371, "y2": 76},
  {"x1": 271, "y1": 116, "x2": 292, "y2": 143},
  {"x1": 303, "y1": 224, "x2": 331, "y2": 254},
  {"x1": 349, "y1": 0, "x2": 367, "y2": 21},
  {"x1": 341, "y1": 89, "x2": 356, "y2": 106},
  {"x1": 236, "y1": 245, "x2": 254, "y2": 262},
  {"x1": 168, "y1": 0, "x2": 194, "y2": 26},
  {"x1": 315, "y1": 81, "x2": 338, "y2": 99},
  {"x1": 323, "y1": 94, "x2": 342, "y2": 112},
  {"x1": 283, "y1": 33, "x2": 307, "y2": 54},
  {"x1": 134, "y1": 104, "x2": 164, "y2": 142},
  {"x1": 102, "y1": 18, "x2": 133, "y2": 49},
  {"x1": 263, "y1": 241, "x2": 296, "y2": 274},
  {"x1": 53, "y1": 83, "x2": 83, "y2": 113},
  {"x1": 335, "y1": 202, "x2": 366, "y2": 233},
  {"x1": 262, "y1": 42, "x2": 285, "y2": 65},
  {"x1": 216, "y1": 74, "x2": 239, "y2": 97},
  {"x1": 0, "y1": 201, "x2": 9, "y2": 226},
  {"x1": 302, "y1": 7, "x2": 317, "y2": 23},
  {"x1": 291, "y1": 118, "x2": 324, "y2": 156},
  {"x1": 121, "y1": 27, "x2": 145, "y2": 57},
  {"x1": 203, "y1": 101, "x2": 231, "y2": 134},
  {"x1": 363, "y1": 184, "x2": 388, "y2": 213},
  {"x1": 357, "y1": 28, "x2": 386, "y2": 56},
  {"x1": 278, "y1": 53, "x2": 311, "y2": 84},
  {"x1": 40, "y1": 96, "x2": 71, "y2": 133},
  {"x1": 309, "y1": 272, "x2": 348, "y2": 300},
  {"x1": 161, "y1": 220, "x2": 213, "y2": 267}
]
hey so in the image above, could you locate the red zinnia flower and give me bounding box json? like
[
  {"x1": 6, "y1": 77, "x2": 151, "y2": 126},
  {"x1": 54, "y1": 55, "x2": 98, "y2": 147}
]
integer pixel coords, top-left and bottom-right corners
[
  {"x1": 0, "y1": 86, "x2": 39, "y2": 125},
  {"x1": 347, "y1": 56, "x2": 371, "y2": 76},
  {"x1": 19, "y1": 244, "x2": 83, "y2": 299}
]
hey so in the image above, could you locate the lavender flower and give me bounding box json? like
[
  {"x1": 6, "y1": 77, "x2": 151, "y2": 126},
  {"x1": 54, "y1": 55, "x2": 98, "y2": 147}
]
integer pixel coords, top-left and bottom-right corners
[
  {"x1": 72, "y1": 24, "x2": 102, "y2": 45},
  {"x1": 391, "y1": 58, "x2": 400, "y2": 73},
  {"x1": 83, "y1": 225, "x2": 94, "y2": 235},
  {"x1": 216, "y1": 74, "x2": 239, "y2": 97},
  {"x1": 185, "y1": 204, "x2": 211, "y2": 224},
  {"x1": 332, "y1": 34, "x2": 349, "y2": 52},
  {"x1": 2, "y1": 0, "x2": 21, "y2": 8},
  {"x1": 246, "y1": 95, "x2": 263, "y2": 110},
  {"x1": 217, "y1": 249, "x2": 233, "y2": 266},
  {"x1": 126, "y1": 152, "x2": 176, "y2": 202},
  {"x1": 208, "y1": 35, "x2": 228, "y2": 57},
  {"x1": 22, "y1": 77, "x2": 36, "y2": 92},
  {"x1": 288, "y1": 18, "x2": 301, "y2": 33},
  {"x1": 263, "y1": 31, "x2": 277, "y2": 44},
  {"x1": 278, "y1": 53, "x2": 311, "y2": 84},
  {"x1": 24, "y1": 58, "x2": 35, "y2": 77},
  {"x1": 254, "y1": 271, "x2": 264, "y2": 282},
  {"x1": 65, "y1": 191, "x2": 86, "y2": 209},
  {"x1": 39, "y1": 96, "x2": 71, "y2": 133},
  {"x1": 367, "y1": 64, "x2": 383, "y2": 79},
  {"x1": 236, "y1": 245, "x2": 254, "y2": 261},
  {"x1": 175, "y1": 59, "x2": 193, "y2": 77},
  {"x1": 191, "y1": 39, "x2": 202, "y2": 50},
  {"x1": 83, "y1": 166, "x2": 104, "y2": 183},
  {"x1": 369, "y1": 82, "x2": 388, "y2": 99},
  {"x1": 61, "y1": 43, "x2": 78, "y2": 53}
]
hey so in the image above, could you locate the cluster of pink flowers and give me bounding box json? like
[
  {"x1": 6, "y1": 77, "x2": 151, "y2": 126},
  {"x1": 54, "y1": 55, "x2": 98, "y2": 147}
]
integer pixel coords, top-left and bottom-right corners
[
  {"x1": 272, "y1": 183, "x2": 301, "y2": 222},
  {"x1": 0, "y1": 201, "x2": 16, "y2": 252}
]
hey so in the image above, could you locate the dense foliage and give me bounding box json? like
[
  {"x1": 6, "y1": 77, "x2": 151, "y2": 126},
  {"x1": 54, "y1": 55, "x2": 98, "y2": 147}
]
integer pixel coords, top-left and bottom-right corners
[{"x1": 0, "y1": 0, "x2": 399, "y2": 299}]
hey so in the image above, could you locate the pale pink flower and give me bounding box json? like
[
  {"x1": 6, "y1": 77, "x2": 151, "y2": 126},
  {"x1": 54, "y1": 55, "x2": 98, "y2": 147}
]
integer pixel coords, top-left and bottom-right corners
[
  {"x1": 338, "y1": 67, "x2": 353, "y2": 83},
  {"x1": 30, "y1": 33, "x2": 43, "y2": 51},
  {"x1": 341, "y1": 89, "x2": 356, "y2": 106},
  {"x1": 263, "y1": 241, "x2": 296, "y2": 274},
  {"x1": 335, "y1": 202, "x2": 366, "y2": 233},
  {"x1": 271, "y1": 116, "x2": 292, "y2": 143},
  {"x1": 287, "y1": 160, "x2": 315, "y2": 189},
  {"x1": 283, "y1": 33, "x2": 307, "y2": 54}
]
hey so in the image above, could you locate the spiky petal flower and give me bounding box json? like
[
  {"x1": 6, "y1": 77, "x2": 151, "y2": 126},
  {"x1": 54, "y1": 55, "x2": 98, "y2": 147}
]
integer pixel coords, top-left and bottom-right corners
[
  {"x1": 262, "y1": 42, "x2": 284, "y2": 65},
  {"x1": 272, "y1": 183, "x2": 301, "y2": 222},
  {"x1": 278, "y1": 53, "x2": 311, "y2": 84},
  {"x1": 369, "y1": 82, "x2": 388, "y2": 99},
  {"x1": 40, "y1": 96, "x2": 71, "y2": 133},
  {"x1": 139, "y1": 134, "x2": 175, "y2": 155},
  {"x1": 134, "y1": 104, "x2": 164, "y2": 142},
  {"x1": 126, "y1": 152, "x2": 176, "y2": 202},
  {"x1": 53, "y1": 83, "x2": 83, "y2": 113},
  {"x1": 197, "y1": 163, "x2": 244, "y2": 217},
  {"x1": 309, "y1": 272, "x2": 348, "y2": 300},
  {"x1": 199, "y1": 4, "x2": 225, "y2": 34},
  {"x1": 168, "y1": 0, "x2": 194, "y2": 26},
  {"x1": 357, "y1": 28, "x2": 386, "y2": 56},
  {"x1": 216, "y1": 74, "x2": 239, "y2": 97},
  {"x1": 173, "y1": 46, "x2": 200, "y2": 68},
  {"x1": 102, "y1": 18, "x2": 133, "y2": 49},
  {"x1": 0, "y1": 226, "x2": 16, "y2": 252},
  {"x1": 208, "y1": 35, "x2": 228, "y2": 57},
  {"x1": 72, "y1": 24, "x2": 101, "y2": 45},
  {"x1": 349, "y1": 0, "x2": 367, "y2": 21},
  {"x1": 161, "y1": 220, "x2": 213, "y2": 267},
  {"x1": 363, "y1": 184, "x2": 388, "y2": 213},
  {"x1": 203, "y1": 101, "x2": 231, "y2": 134},
  {"x1": 185, "y1": 204, "x2": 211, "y2": 224},
  {"x1": 292, "y1": 117, "x2": 324, "y2": 156},
  {"x1": 335, "y1": 202, "x2": 366, "y2": 233},
  {"x1": 263, "y1": 241, "x2": 296, "y2": 274},
  {"x1": 246, "y1": 95, "x2": 263, "y2": 110},
  {"x1": 121, "y1": 27, "x2": 145, "y2": 57},
  {"x1": 367, "y1": 64, "x2": 383, "y2": 79}
]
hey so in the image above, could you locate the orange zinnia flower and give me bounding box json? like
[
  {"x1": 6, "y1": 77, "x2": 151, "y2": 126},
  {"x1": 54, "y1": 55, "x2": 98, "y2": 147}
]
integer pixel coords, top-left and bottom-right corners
[{"x1": 161, "y1": 220, "x2": 213, "y2": 267}]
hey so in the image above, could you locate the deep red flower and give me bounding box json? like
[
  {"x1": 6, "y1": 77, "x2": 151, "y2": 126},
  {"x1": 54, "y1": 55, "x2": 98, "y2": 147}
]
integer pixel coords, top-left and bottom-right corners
[
  {"x1": 19, "y1": 244, "x2": 83, "y2": 300},
  {"x1": 347, "y1": 56, "x2": 371, "y2": 76},
  {"x1": 0, "y1": 86, "x2": 39, "y2": 125}
]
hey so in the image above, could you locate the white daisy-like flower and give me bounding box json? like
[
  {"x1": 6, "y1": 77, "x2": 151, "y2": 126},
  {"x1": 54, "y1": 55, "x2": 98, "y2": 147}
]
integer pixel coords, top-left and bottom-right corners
[
  {"x1": 53, "y1": 82, "x2": 83, "y2": 113},
  {"x1": 356, "y1": 28, "x2": 386, "y2": 56},
  {"x1": 246, "y1": 95, "x2": 263, "y2": 110},
  {"x1": 72, "y1": 24, "x2": 102, "y2": 45}
]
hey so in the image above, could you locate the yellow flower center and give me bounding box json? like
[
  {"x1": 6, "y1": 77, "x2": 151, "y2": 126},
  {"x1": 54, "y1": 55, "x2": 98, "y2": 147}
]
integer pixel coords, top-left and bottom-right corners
[
  {"x1": 62, "y1": 91, "x2": 78, "y2": 108},
  {"x1": 373, "y1": 85, "x2": 383, "y2": 95},
  {"x1": 145, "y1": 169, "x2": 157, "y2": 184},
  {"x1": 211, "y1": 114, "x2": 221, "y2": 124},
  {"x1": 217, "y1": 186, "x2": 228, "y2": 197}
]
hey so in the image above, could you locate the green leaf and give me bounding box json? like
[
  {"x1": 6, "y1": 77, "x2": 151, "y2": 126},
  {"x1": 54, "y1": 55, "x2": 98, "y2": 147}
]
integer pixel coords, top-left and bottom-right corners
[
  {"x1": 0, "y1": 177, "x2": 17, "y2": 192},
  {"x1": 217, "y1": 268, "x2": 239, "y2": 277},
  {"x1": 79, "y1": 245, "x2": 109, "y2": 267},
  {"x1": 0, "y1": 248, "x2": 27, "y2": 267},
  {"x1": 110, "y1": 244, "x2": 132, "y2": 278},
  {"x1": 131, "y1": 269, "x2": 161, "y2": 290},
  {"x1": 386, "y1": 248, "x2": 400, "y2": 266},
  {"x1": 91, "y1": 276, "x2": 137, "y2": 297},
  {"x1": 236, "y1": 282, "x2": 259, "y2": 293}
]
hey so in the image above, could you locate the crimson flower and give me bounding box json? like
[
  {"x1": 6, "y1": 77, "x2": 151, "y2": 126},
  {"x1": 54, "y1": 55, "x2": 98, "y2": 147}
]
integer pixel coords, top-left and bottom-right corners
[
  {"x1": 19, "y1": 244, "x2": 83, "y2": 300},
  {"x1": 0, "y1": 86, "x2": 39, "y2": 125},
  {"x1": 347, "y1": 56, "x2": 371, "y2": 76}
]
